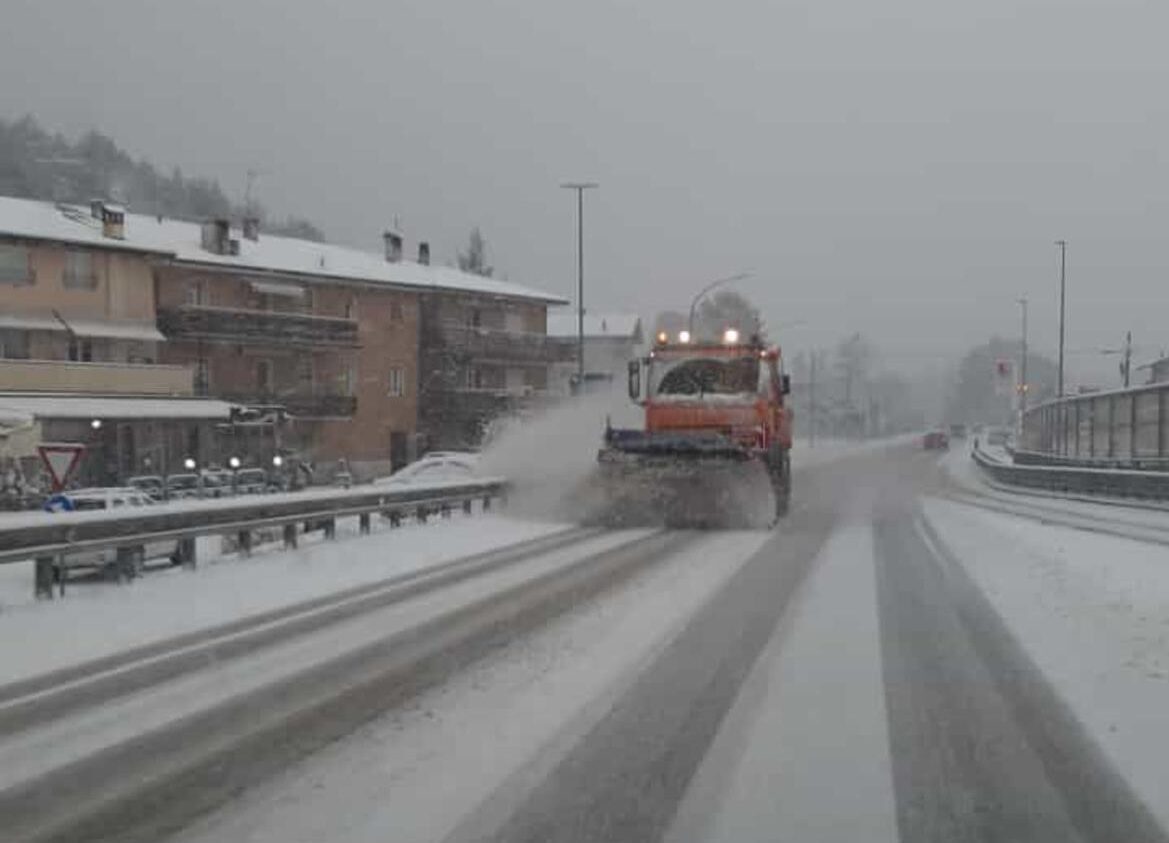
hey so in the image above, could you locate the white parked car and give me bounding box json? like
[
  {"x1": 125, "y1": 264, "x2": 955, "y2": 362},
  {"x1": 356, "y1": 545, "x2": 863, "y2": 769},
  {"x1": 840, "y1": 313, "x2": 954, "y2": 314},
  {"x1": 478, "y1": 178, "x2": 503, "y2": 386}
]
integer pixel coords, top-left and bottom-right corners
[
  {"x1": 374, "y1": 452, "x2": 480, "y2": 487},
  {"x1": 44, "y1": 487, "x2": 180, "y2": 577}
]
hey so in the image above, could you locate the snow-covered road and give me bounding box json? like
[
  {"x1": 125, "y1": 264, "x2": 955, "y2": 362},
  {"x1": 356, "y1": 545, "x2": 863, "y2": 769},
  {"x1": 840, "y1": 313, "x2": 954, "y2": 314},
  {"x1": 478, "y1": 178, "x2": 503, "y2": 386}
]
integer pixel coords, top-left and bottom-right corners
[{"x1": 4, "y1": 439, "x2": 1169, "y2": 842}]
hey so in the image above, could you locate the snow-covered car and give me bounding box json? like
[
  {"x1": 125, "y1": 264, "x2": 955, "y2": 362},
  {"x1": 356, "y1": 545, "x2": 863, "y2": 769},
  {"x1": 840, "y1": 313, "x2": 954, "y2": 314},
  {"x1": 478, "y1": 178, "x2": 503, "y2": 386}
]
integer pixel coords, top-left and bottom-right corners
[
  {"x1": 234, "y1": 468, "x2": 269, "y2": 494},
  {"x1": 43, "y1": 487, "x2": 180, "y2": 577},
  {"x1": 127, "y1": 475, "x2": 165, "y2": 500},
  {"x1": 374, "y1": 452, "x2": 480, "y2": 488},
  {"x1": 165, "y1": 473, "x2": 201, "y2": 500}
]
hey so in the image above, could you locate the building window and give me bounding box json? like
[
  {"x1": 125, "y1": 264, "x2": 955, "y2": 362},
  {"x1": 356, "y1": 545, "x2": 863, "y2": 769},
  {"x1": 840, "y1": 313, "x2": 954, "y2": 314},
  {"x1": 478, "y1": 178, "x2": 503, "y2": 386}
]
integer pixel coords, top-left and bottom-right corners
[
  {"x1": 340, "y1": 365, "x2": 356, "y2": 396},
  {"x1": 68, "y1": 337, "x2": 93, "y2": 362},
  {"x1": 194, "y1": 359, "x2": 210, "y2": 395},
  {"x1": 185, "y1": 280, "x2": 208, "y2": 306},
  {"x1": 387, "y1": 366, "x2": 405, "y2": 397},
  {"x1": 62, "y1": 250, "x2": 97, "y2": 289},
  {"x1": 297, "y1": 354, "x2": 314, "y2": 388},
  {"x1": 345, "y1": 297, "x2": 357, "y2": 319},
  {"x1": 0, "y1": 329, "x2": 30, "y2": 359},
  {"x1": 465, "y1": 367, "x2": 483, "y2": 390},
  {"x1": 256, "y1": 359, "x2": 272, "y2": 394},
  {"x1": 0, "y1": 244, "x2": 32, "y2": 285}
]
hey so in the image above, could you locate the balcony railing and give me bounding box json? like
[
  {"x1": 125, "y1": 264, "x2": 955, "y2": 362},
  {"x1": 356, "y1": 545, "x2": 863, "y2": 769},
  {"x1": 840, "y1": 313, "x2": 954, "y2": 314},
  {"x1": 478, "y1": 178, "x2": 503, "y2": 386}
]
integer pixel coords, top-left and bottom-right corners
[
  {"x1": 219, "y1": 391, "x2": 357, "y2": 419},
  {"x1": 0, "y1": 358, "x2": 193, "y2": 396},
  {"x1": 430, "y1": 323, "x2": 572, "y2": 364},
  {"x1": 158, "y1": 305, "x2": 359, "y2": 348}
]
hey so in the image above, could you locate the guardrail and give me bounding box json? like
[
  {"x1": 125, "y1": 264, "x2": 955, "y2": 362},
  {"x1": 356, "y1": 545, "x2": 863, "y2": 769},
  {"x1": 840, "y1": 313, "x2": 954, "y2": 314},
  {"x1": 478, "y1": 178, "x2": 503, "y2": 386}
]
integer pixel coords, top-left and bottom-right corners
[
  {"x1": 971, "y1": 445, "x2": 1169, "y2": 501},
  {"x1": 0, "y1": 479, "x2": 507, "y2": 600}
]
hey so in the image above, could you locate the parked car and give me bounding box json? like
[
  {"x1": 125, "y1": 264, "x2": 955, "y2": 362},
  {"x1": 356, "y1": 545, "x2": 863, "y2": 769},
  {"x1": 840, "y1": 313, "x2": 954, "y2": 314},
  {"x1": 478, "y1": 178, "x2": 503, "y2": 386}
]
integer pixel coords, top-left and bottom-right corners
[
  {"x1": 200, "y1": 468, "x2": 233, "y2": 498},
  {"x1": 42, "y1": 487, "x2": 180, "y2": 577},
  {"x1": 922, "y1": 430, "x2": 950, "y2": 450},
  {"x1": 127, "y1": 475, "x2": 165, "y2": 500},
  {"x1": 165, "y1": 473, "x2": 201, "y2": 500},
  {"x1": 374, "y1": 452, "x2": 480, "y2": 487},
  {"x1": 948, "y1": 424, "x2": 968, "y2": 440},
  {"x1": 235, "y1": 467, "x2": 269, "y2": 494}
]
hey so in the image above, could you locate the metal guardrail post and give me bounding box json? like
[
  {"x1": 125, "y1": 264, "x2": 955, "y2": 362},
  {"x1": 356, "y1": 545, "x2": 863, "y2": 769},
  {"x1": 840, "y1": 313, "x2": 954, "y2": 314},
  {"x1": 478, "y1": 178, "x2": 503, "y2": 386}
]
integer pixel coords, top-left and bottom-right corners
[
  {"x1": 178, "y1": 538, "x2": 197, "y2": 569},
  {"x1": 359, "y1": 513, "x2": 371, "y2": 535},
  {"x1": 463, "y1": 498, "x2": 473, "y2": 515},
  {"x1": 323, "y1": 518, "x2": 336, "y2": 540},
  {"x1": 237, "y1": 530, "x2": 253, "y2": 557},
  {"x1": 283, "y1": 523, "x2": 298, "y2": 549},
  {"x1": 35, "y1": 556, "x2": 54, "y2": 599}
]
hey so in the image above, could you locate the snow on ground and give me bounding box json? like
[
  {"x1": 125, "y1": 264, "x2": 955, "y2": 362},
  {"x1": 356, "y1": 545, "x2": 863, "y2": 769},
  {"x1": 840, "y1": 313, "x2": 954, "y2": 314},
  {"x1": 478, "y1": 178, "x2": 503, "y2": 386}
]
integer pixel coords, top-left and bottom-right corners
[
  {"x1": 791, "y1": 433, "x2": 918, "y2": 470},
  {"x1": 0, "y1": 515, "x2": 565, "y2": 684},
  {"x1": 922, "y1": 497, "x2": 1169, "y2": 828},
  {"x1": 667, "y1": 521, "x2": 898, "y2": 843},
  {"x1": 170, "y1": 530, "x2": 770, "y2": 843}
]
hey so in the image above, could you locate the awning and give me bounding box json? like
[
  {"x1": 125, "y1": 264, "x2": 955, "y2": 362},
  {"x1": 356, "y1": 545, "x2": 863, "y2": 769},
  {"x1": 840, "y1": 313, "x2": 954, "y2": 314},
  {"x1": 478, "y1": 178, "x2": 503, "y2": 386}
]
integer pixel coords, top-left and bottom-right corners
[
  {"x1": 0, "y1": 395, "x2": 235, "y2": 421},
  {"x1": 250, "y1": 280, "x2": 306, "y2": 299},
  {"x1": 0, "y1": 314, "x2": 165, "y2": 342}
]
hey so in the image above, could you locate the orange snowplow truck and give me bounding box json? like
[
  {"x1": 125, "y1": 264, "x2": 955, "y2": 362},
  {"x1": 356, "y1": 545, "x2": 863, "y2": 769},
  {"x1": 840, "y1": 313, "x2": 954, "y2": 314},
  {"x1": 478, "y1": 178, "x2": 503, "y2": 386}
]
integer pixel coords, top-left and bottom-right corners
[{"x1": 598, "y1": 329, "x2": 793, "y2": 524}]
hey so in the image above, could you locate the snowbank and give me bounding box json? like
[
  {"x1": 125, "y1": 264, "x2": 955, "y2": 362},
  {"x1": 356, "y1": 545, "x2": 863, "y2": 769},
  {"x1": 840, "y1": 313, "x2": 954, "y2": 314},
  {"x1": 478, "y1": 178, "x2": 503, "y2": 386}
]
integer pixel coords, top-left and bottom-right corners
[{"x1": 922, "y1": 497, "x2": 1169, "y2": 828}]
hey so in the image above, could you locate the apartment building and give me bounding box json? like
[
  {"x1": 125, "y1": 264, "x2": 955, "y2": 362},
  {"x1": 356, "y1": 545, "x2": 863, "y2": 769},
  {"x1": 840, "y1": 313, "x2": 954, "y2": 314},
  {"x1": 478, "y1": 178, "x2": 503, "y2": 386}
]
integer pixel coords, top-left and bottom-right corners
[
  {"x1": 0, "y1": 199, "x2": 233, "y2": 486},
  {"x1": 546, "y1": 312, "x2": 644, "y2": 395},
  {"x1": 0, "y1": 197, "x2": 567, "y2": 483}
]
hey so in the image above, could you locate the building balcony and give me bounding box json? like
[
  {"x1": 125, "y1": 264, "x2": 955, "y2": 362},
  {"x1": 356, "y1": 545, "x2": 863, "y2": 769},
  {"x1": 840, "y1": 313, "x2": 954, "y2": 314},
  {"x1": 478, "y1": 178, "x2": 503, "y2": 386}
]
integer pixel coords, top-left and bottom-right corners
[
  {"x1": 158, "y1": 305, "x2": 359, "y2": 348},
  {"x1": 0, "y1": 358, "x2": 193, "y2": 396},
  {"x1": 219, "y1": 390, "x2": 357, "y2": 419},
  {"x1": 429, "y1": 323, "x2": 572, "y2": 365}
]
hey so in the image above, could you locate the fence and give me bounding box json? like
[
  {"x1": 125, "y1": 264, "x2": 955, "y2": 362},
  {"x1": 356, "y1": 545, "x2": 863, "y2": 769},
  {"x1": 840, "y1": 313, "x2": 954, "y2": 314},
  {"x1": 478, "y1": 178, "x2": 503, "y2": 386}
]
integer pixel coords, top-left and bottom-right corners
[{"x1": 1019, "y1": 381, "x2": 1169, "y2": 470}]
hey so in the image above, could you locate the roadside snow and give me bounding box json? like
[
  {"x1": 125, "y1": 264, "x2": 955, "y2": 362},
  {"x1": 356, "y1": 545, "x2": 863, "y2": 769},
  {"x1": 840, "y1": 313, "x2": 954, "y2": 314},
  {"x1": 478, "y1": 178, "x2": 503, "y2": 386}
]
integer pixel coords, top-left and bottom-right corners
[
  {"x1": 0, "y1": 516, "x2": 564, "y2": 685},
  {"x1": 922, "y1": 497, "x2": 1169, "y2": 828},
  {"x1": 170, "y1": 531, "x2": 769, "y2": 843}
]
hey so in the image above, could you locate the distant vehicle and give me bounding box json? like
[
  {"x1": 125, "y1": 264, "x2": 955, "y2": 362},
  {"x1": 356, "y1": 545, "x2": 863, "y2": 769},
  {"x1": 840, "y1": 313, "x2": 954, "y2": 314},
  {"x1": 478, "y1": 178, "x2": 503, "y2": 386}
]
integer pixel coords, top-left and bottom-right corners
[
  {"x1": 42, "y1": 487, "x2": 179, "y2": 577},
  {"x1": 985, "y1": 427, "x2": 1011, "y2": 447},
  {"x1": 234, "y1": 467, "x2": 269, "y2": 494},
  {"x1": 948, "y1": 424, "x2": 968, "y2": 440},
  {"x1": 127, "y1": 475, "x2": 165, "y2": 499},
  {"x1": 922, "y1": 430, "x2": 950, "y2": 450},
  {"x1": 165, "y1": 473, "x2": 201, "y2": 500},
  {"x1": 374, "y1": 452, "x2": 480, "y2": 487}
]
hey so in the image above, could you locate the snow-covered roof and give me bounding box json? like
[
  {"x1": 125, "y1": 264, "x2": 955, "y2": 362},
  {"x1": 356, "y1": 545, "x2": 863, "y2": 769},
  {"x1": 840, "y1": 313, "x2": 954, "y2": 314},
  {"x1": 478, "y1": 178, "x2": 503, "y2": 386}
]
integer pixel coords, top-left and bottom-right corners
[
  {"x1": 0, "y1": 395, "x2": 235, "y2": 420},
  {"x1": 0, "y1": 313, "x2": 164, "y2": 342},
  {"x1": 0, "y1": 196, "x2": 567, "y2": 305},
  {"x1": 546, "y1": 312, "x2": 642, "y2": 339}
]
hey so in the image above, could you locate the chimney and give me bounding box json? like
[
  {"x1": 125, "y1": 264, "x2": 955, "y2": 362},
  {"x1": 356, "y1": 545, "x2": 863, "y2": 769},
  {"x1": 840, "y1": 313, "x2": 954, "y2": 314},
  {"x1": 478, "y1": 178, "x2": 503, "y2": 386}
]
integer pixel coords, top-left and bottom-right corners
[
  {"x1": 242, "y1": 215, "x2": 260, "y2": 242},
  {"x1": 418, "y1": 241, "x2": 430, "y2": 265},
  {"x1": 384, "y1": 230, "x2": 403, "y2": 263},
  {"x1": 201, "y1": 218, "x2": 231, "y2": 254},
  {"x1": 90, "y1": 199, "x2": 105, "y2": 220},
  {"x1": 100, "y1": 204, "x2": 125, "y2": 240}
]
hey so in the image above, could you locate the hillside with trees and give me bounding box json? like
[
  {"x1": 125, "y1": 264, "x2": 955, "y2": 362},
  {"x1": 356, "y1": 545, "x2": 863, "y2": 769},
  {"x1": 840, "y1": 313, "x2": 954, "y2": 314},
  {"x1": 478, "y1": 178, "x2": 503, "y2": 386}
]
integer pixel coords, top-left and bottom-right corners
[{"x1": 0, "y1": 114, "x2": 323, "y2": 240}]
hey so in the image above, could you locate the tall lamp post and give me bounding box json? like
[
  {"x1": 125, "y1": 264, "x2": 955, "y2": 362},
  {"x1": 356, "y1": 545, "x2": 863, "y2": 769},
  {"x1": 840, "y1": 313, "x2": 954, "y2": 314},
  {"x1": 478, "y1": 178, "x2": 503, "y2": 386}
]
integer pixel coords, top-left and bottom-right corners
[
  {"x1": 1056, "y1": 239, "x2": 1067, "y2": 396},
  {"x1": 1017, "y1": 297, "x2": 1029, "y2": 414},
  {"x1": 561, "y1": 181, "x2": 598, "y2": 388},
  {"x1": 687, "y1": 272, "x2": 752, "y2": 336}
]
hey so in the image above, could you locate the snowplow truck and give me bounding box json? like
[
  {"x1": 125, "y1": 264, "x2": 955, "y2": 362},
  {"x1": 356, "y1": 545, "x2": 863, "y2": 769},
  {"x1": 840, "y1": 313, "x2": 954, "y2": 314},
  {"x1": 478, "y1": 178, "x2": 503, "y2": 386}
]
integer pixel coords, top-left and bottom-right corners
[{"x1": 596, "y1": 329, "x2": 793, "y2": 527}]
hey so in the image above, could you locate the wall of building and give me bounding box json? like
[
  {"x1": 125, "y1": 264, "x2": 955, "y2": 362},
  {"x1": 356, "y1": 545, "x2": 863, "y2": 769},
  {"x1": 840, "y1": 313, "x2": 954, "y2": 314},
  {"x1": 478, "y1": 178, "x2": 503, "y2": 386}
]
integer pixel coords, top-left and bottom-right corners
[
  {"x1": 0, "y1": 238, "x2": 157, "y2": 323},
  {"x1": 314, "y1": 287, "x2": 420, "y2": 471}
]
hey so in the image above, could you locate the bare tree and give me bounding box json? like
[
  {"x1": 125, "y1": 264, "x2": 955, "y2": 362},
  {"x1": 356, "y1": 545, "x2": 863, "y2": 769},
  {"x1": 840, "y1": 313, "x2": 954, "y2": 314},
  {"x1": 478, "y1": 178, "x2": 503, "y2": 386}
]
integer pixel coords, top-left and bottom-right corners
[{"x1": 457, "y1": 227, "x2": 494, "y2": 277}]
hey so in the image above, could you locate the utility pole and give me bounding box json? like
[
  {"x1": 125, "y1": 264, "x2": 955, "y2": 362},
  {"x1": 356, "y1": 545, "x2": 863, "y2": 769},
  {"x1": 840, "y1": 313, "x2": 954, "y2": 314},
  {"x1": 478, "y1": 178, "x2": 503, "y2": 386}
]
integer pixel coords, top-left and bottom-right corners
[
  {"x1": 1123, "y1": 330, "x2": 1133, "y2": 388},
  {"x1": 1017, "y1": 297, "x2": 1029, "y2": 414},
  {"x1": 560, "y1": 182, "x2": 598, "y2": 389},
  {"x1": 1056, "y1": 239, "x2": 1067, "y2": 396},
  {"x1": 809, "y1": 350, "x2": 817, "y2": 448}
]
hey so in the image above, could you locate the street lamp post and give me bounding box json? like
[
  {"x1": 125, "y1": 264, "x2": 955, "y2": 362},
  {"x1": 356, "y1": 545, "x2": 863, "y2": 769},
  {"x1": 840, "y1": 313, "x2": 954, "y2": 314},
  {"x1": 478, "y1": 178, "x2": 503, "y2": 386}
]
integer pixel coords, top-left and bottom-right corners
[
  {"x1": 1056, "y1": 239, "x2": 1067, "y2": 396},
  {"x1": 687, "y1": 272, "x2": 752, "y2": 337},
  {"x1": 561, "y1": 181, "x2": 598, "y2": 388},
  {"x1": 1017, "y1": 297, "x2": 1029, "y2": 415}
]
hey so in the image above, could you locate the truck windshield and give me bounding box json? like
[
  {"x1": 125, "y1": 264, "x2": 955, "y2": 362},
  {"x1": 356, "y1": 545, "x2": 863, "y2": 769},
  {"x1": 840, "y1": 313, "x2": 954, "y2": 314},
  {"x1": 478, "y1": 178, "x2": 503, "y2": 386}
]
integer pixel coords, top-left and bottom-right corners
[{"x1": 652, "y1": 356, "x2": 759, "y2": 397}]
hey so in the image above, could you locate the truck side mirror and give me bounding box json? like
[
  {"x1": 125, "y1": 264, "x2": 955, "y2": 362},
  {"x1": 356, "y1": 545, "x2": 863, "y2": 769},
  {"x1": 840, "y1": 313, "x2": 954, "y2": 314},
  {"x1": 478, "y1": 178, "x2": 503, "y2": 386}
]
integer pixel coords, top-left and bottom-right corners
[
  {"x1": 781, "y1": 374, "x2": 791, "y2": 395},
  {"x1": 628, "y1": 360, "x2": 641, "y2": 401}
]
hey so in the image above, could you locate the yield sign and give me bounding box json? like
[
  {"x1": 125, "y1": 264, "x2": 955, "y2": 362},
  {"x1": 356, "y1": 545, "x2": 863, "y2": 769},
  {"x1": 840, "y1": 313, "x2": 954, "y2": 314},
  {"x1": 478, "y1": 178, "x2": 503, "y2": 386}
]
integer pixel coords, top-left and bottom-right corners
[{"x1": 38, "y1": 443, "x2": 86, "y2": 492}]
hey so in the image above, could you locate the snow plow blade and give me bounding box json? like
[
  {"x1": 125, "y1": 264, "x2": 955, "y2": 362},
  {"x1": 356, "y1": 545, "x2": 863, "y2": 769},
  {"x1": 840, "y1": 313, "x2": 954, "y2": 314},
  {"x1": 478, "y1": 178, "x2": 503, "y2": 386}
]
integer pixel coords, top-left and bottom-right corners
[{"x1": 587, "y1": 429, "x2": 774, "y2": 529}]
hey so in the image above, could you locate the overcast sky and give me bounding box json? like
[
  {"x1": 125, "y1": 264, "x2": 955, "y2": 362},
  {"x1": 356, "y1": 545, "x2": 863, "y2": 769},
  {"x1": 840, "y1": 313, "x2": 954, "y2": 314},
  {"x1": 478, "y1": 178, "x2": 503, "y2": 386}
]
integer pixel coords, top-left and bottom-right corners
[{"x1": 1, "y1": 0, "x2": 1166, "y2": 384}]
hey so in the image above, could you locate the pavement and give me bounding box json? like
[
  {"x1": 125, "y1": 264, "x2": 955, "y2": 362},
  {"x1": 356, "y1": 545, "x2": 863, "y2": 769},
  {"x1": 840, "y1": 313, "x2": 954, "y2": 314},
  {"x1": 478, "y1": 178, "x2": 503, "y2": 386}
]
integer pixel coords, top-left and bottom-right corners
[{"x1": 5, "y1": 440, "x2": 1167, "y2": 842}]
